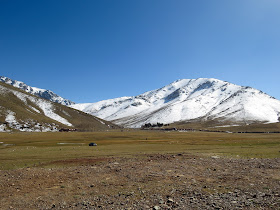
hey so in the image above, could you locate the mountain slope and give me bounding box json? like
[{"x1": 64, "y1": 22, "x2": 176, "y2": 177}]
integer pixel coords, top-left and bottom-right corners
[
  {"x1": 0, "y1": 76, "x2": 74, "y2": 105},
  {"x1": 0, "y1": 82, "x2": 116, "y2": 132},
  {"x1": 71, "y1": 78, "x2": 280, "y2": 128}
]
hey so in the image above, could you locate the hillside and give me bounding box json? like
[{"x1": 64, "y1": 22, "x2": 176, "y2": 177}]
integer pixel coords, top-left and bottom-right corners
[
  {"x1": 0, "y1": 76, "x2": 74, "y2": 105},
  {"x1": 71, "y1": 78, "x2": 280, "y2": 128},
  {"x1": 0, "y1": 82, "x2": 116, "y2": 132}
]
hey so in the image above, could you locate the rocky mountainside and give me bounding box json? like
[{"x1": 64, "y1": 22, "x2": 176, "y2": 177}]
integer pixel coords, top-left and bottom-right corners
[
  {"x1": 71, "y1": 78, "x2": 280, "y2": 128},
  {"x1": 0, "y1": 82, "x2": 115, "y2": 132},
  {"x1": 0, "y1": 76, "x2": 74, "y2": 105}
]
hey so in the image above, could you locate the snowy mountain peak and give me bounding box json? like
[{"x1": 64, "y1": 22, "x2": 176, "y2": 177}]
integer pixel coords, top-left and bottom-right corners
[
  {"x1": 0, "y1": 76, "x2": 74, "y2": 105},
  {"x1": 71, "y1": 78, "x2": 280, "y2": 128}
]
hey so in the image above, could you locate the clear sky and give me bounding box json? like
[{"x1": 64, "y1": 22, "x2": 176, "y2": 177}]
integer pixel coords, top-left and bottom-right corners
[{"x1": 1, "y1": 0, "x2": 280, "y2": 103}]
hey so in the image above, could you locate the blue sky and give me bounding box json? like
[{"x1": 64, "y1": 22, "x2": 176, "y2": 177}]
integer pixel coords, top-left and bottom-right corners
[{"x1": 1, "y1": 0, "x2": 280, "y2": 102}]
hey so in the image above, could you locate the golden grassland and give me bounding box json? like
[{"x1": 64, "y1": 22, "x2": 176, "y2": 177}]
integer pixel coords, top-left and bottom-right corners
[{"x1": 0, "y1": 130, "x2": 279, "y2": 170}]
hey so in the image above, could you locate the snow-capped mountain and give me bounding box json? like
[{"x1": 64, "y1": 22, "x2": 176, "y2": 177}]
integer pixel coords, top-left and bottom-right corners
[
  {"x1": 0, "y1": 82, "x2": 115, "y2": 132},
  {"x1": 0, "y1": 76, "x2": 74, "y2": 105},
  {"x1": 71, "y1": 78, "x2": 280, "y2": 128}
]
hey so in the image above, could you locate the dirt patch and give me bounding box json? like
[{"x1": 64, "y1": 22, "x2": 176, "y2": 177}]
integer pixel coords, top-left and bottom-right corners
[
  {"x1": 40, "y1": 157, "x2": 110, "y2": 167},
  {"x1": 0, "y1": 154, "x2": 279, "y2": 209}
]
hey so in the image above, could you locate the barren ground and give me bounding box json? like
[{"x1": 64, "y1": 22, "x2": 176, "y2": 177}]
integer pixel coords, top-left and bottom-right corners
[{"x1": 1, "y1": 153, "x2": 279, "y2": 209}]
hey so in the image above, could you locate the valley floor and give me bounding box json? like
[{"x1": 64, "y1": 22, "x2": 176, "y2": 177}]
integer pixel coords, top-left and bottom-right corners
[
  {"x1": 0, "y1": 153, "x2": 279, "y2": 209},
  {"x1": 0, "y1": 131, "x2": 279, "y2": 209}
]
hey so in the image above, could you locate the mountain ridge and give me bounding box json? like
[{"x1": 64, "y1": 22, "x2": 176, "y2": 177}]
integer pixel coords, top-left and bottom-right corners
[
  {"x1": 0, "y1": 76, "x2": 74, "y2": 106},
  {"x1": 71, "y1": 78, "x2": 280, "y2": 128}
]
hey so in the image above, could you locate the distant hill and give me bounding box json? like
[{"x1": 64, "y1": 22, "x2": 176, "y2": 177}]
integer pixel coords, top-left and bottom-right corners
[
  {"x1": 0, "y1": 76, "x2": 74, "y2": 105},
  {"x1": 0, "y1": 82, "x2": 117, "y2": 132},
  {"x1": 71, "y1": 78, "x2": 280, "y2": 128}
]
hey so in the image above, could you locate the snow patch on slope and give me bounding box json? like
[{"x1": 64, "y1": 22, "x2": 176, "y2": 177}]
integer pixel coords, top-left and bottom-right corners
[
  {"x1": 5, "y1": 110, "x2": 16, "y2": 124},
  {"x1": 0, "y1": 124, "x2": 7, "y2": 132},
  {"x1": 38, "y1": 101, "x2": 72, "y2": 126},
  {"x1": 11, "y1": 90, "x2": 72, "y2": 126}
]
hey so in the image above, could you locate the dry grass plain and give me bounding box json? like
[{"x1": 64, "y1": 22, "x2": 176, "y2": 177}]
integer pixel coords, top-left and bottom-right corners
[
  {"x1": 0, "y1": 130, "x2": 279, "y2": 209},
  {"x1": 0, "y1": 130, "x2": 280, "y2": 170}
]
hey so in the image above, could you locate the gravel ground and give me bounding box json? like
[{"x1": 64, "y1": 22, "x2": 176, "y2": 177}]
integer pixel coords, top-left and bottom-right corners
[{"x1": 0, "y1": 154, "x2": 279, "y2": 209}]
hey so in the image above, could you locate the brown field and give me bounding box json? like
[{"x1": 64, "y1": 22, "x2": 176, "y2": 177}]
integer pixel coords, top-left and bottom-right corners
[
  {"x1": 170, "y1": 120, "x2": 280, "y2": 133},
  {"x1": 0, "y1": 130, "x2": 279, "y2": 209}
]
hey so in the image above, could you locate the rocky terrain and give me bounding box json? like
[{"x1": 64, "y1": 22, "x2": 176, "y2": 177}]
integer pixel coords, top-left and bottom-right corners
[{"x1": 0, "y1": 154, "x2": 279, "y2": 209}]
